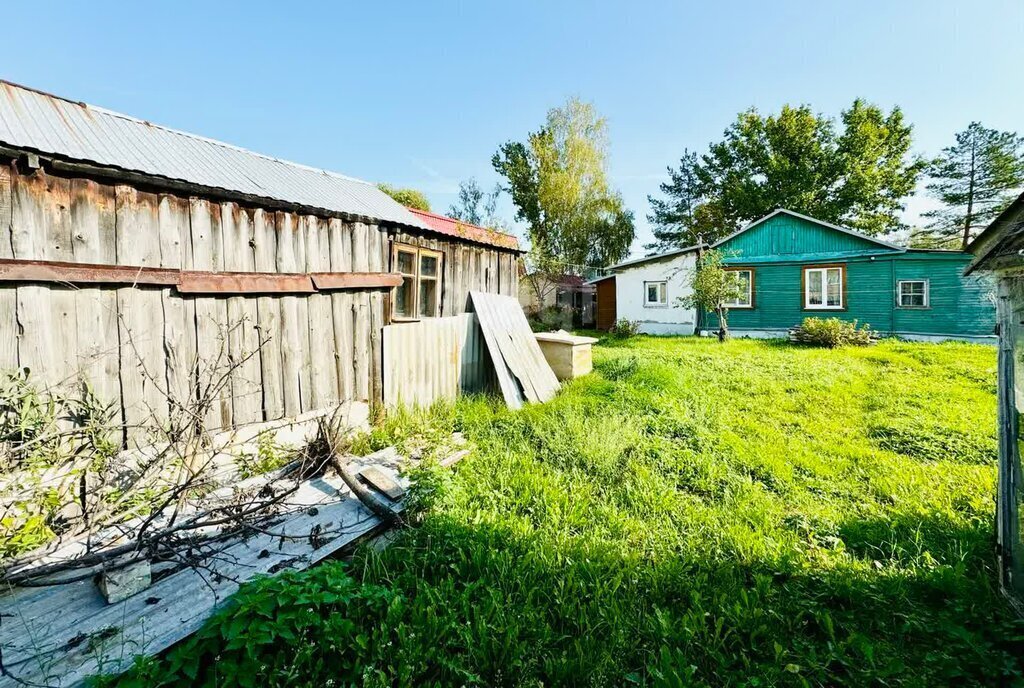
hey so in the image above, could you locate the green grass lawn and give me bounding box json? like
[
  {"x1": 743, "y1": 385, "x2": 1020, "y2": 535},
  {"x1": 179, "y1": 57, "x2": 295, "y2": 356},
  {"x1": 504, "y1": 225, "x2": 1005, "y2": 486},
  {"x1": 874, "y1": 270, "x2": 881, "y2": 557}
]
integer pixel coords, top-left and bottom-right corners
[{"x1": 114, "y1": 336, "x2": 1024, "y2": 687}]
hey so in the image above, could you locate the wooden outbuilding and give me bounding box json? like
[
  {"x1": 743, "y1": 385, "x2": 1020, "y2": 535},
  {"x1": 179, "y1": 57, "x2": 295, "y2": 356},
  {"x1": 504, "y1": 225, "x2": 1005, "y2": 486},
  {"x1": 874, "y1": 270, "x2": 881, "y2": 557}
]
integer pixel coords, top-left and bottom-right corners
[
  {"x1": 592, "y1": 274, "x2": 617, "y2": 331},
  {"x1": 966, "y1": 191, "x2": 1024, "y2": 610},
  {"x1": 0, "y1": 80, "x2": 521, "y2": 440}
]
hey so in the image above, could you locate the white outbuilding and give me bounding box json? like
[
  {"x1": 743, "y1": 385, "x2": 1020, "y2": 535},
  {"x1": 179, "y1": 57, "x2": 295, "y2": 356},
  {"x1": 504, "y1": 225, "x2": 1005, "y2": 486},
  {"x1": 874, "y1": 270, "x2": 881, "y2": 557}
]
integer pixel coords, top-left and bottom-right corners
[{"x1": 598, "y1": 246, "x2": 701, "y2": 335}]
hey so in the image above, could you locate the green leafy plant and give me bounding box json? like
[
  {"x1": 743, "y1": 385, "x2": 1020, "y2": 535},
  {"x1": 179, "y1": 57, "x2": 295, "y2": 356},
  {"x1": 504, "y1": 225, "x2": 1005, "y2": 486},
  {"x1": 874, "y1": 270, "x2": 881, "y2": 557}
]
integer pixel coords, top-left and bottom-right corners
[
  {"x1": 791, "y1": 316, "x2": 877, "y2": 348},
  {"x1": 96, "y1": 564, "x2": 401, "y2": 688},
  {"x1": 237, "y1": 432, "x2": 293, "y2": 479},
  {"x1": 610, "y1": 318, "x2": 640, "y2": 338}
]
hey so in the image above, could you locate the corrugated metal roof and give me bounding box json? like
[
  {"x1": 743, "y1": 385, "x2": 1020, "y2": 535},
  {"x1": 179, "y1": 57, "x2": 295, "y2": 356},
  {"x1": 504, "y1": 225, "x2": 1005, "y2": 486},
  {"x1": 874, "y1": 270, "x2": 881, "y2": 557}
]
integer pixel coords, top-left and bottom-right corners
[
  {"x1": 406, "y1": 208, "x2": 520, "y2": 251},
  {"x1": 0, "y1": 80, "x2": 434, "y2": 233}
]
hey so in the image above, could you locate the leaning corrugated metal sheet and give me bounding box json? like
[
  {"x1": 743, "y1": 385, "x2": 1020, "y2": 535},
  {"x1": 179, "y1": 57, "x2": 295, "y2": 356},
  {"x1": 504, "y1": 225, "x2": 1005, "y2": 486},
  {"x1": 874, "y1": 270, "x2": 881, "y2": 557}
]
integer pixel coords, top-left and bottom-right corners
[
  {"x1": 0, "y1": 80, "x2": 433, "y2": 232},
  {"x1": 382, "y1": 313, "x2": 496, "y2": 409}
]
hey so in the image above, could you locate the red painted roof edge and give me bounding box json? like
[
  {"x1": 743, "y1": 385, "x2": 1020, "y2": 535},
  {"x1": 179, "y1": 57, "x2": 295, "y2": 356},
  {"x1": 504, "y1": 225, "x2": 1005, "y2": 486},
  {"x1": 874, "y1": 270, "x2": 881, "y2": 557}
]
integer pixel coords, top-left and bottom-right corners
[{"x1": 406, "y1": 207, "x2": 521, "y2": 251}]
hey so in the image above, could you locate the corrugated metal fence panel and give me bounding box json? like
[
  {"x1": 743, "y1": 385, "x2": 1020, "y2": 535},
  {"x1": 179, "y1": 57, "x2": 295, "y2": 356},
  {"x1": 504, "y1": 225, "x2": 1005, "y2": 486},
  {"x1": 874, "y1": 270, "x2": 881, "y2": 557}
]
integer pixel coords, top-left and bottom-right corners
[{"x1": 382, "y1": 314, "x2": 493, "y2": 409}]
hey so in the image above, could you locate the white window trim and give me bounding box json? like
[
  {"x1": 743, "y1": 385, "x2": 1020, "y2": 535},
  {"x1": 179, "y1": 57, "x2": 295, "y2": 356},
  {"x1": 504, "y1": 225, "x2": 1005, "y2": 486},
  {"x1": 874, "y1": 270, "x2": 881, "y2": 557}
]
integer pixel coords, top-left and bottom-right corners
[
  {"x1": 724, "y1": 268, "x2": 754, "y2": 309},
  {"x1": 803, "y1": 266, "x2": 845, "y2": 310},
  {"x1": 897, "y1": 279, "x2": 930, "y2": 309},
  {"x1": 644, "y1": 280, "x2": 668, "y2": 308},
  {"x1": 392, "y1": 243, "x2": 444, "y2": 320}
]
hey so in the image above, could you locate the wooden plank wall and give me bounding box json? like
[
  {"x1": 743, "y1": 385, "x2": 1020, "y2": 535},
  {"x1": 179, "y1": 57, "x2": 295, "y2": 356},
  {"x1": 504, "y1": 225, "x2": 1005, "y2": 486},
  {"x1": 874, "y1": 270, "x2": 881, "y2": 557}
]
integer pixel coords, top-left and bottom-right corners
[{"x1": 0, "y1": 163, "x2": 390, "y2": 444}]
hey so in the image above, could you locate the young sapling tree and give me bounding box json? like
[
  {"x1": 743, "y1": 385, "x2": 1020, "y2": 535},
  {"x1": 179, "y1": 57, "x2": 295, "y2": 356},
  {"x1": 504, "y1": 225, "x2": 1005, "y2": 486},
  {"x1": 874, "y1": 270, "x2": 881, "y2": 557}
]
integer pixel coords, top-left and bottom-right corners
[{"x1": 679, "y1": 248, "x2": 745, "y2": 342}]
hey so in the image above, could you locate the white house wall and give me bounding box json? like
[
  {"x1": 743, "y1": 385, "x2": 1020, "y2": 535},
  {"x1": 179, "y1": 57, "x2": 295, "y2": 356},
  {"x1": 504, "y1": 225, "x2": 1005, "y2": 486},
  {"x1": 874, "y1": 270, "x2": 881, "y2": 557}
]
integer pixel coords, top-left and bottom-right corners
[{"x1": 614, "y1": 253, "x2": 697, "y2": 335}]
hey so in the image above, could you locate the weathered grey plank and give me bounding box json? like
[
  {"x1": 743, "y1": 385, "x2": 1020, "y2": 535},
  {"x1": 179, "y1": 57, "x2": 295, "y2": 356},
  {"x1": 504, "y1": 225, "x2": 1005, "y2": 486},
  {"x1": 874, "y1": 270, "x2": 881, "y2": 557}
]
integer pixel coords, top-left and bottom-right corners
[
  {"x1": 115, "y1": 187, "x2": 169, "y2": 440},
  {"x1": 69, "y1": 179, "x2": 119, "y2": 405},
  {"x1": 0, "y1": 164, "x2": 13, "y2": 370},
  {"x1": 275, "y1": 211, "x2": 304, "y2": 416},
  {"x1": 222, "y1": 203, "x2": 262, "y2": 426},
  {"x1": 253, "y1": 208, "x2": 284, "y2": 420},
  {"x1": 11, "y1": 170, "x2": 57, "y2": 387},
  {"x1": 159, "y1": 195, "x2": 196, "y2": 412},
  {"x1": 189, "y1": 198, "x2": 231, "y2": 429},
  {"x1": 351, "y1": 222, "x2": 370, "y2": 400},
  {"x1": 303, "y1": 215, "x2": 337, "y2": 409},
  {"x1": 327, "y1": 218, "x2": 354, "y2": 399}
]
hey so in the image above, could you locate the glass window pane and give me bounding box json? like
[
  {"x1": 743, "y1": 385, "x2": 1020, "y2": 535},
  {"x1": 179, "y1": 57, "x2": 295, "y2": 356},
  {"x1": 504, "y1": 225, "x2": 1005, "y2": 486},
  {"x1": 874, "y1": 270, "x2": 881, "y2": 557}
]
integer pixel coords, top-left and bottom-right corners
[
  {"x1": 901, "y1": 282, "x2": 925, "y2": 306},
  {"x1": 807, "y1": 270, "x2": 823, "y2": 305},
  {"x1": 826, "y1": 269, "x2": 842, "y2": 306},
  {"x1": 658, "y1": 283, "x2": 666, "y2": 303},
  {"x1": 395, "y1": 277, "x2": 414, "y2": 318},
  {"x1": 647, "y1": 284, "x2": 658, "y2": 303},
  {"x1": 420, "y1": 254, "x2": 438, "y2": 278},
  {"x1": 737, "y1": 271, "x2": 750, "y2": 305},
  {"x1": 397, "y1": 250, "x2": 415, "y2": 275},
  {"x1": 419, "y1": 279, "x2": 437, "y2": 317}
]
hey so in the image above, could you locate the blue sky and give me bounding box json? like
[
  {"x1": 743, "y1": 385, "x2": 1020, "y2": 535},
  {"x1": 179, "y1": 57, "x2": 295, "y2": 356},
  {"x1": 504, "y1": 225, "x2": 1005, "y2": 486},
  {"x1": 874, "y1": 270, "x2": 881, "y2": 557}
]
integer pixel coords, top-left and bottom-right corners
[{"x1": 4, "y1": 1, "x2": 1023, "y2": 256}]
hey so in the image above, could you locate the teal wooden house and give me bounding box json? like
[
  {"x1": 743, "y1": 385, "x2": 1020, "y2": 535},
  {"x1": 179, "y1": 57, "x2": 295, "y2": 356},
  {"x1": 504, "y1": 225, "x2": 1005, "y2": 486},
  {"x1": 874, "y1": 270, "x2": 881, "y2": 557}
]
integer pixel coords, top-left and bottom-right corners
[{"x1": 702, "y1": 209, "x2": 996, "y2": 342}]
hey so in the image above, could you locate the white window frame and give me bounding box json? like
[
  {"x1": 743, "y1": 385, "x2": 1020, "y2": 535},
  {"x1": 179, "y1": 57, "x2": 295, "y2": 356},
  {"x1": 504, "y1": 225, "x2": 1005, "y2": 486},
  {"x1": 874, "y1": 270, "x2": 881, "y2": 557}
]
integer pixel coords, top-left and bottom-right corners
[
  {"x1": 897, "y1": 279, "x2": 929, "y2": 309},
  {"x1": 391, "y1": 243, "x2": 444, "y2": 320},
  {"x1": 724, "y1": 268, "x2": 754, "y2": 308},
  {"x1": 803, "y1": 265, "x2": 845, "y2": 310},
  {"x1": 644, "y1": 280, "x2": 667, "y2": 307}
]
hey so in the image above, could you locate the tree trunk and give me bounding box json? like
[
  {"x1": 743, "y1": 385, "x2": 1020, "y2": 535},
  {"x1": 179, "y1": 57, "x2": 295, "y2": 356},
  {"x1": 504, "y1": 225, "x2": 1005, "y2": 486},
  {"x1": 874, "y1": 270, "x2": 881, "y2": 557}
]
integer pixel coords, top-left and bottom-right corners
[
  {"x1": 963, "y1": 141, "x2": 977, "y2": 250},
  {"x1": 716, "y1": 306, "x2": 728, "y2": 342}
]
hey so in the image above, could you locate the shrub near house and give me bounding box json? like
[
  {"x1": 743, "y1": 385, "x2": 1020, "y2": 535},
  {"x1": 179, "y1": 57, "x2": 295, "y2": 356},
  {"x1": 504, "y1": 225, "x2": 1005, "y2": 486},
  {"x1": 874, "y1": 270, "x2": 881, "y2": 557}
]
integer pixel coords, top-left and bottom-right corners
[{"x1": 699, "y1": 209, "x2": 996, "y2": 341}]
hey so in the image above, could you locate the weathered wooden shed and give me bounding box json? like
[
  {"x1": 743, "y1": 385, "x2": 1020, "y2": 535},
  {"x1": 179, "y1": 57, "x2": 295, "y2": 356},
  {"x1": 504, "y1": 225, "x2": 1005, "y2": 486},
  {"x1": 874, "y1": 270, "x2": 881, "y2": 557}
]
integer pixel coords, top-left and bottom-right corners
[
  {"x1": 0, "y1": 80, "x2": 521, "y2": 439},
  {"x1": 966, "y1": 191, "x2": 1024, "y2": 609}
]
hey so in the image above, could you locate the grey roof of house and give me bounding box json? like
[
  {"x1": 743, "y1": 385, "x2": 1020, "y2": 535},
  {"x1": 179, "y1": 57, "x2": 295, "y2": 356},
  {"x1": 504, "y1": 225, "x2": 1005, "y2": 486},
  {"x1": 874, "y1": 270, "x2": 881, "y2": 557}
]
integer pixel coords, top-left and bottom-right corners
[
  {"x1": 0, "y1": 80, "x2": 434, "y2": 232},
  {"x1": 607, "y1": 244, "x2": 703, "y2": 271}
]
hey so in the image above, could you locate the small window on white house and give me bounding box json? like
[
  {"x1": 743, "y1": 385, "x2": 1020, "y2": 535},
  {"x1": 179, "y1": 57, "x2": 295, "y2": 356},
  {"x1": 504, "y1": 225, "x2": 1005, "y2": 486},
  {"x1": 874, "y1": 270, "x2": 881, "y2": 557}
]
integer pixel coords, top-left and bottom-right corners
[
  {"x1": 804, "y1": 266, "x2": 844, "y2": 310},
  {"x1": 898, "y1": 280, "x2": 929, "y2": 308},
  {"x1": 725, "y1": 269, "x2": 753, "y2": 308},
  {"x1": 645, "y1": 281, "x2": 667, "y2": 306}
]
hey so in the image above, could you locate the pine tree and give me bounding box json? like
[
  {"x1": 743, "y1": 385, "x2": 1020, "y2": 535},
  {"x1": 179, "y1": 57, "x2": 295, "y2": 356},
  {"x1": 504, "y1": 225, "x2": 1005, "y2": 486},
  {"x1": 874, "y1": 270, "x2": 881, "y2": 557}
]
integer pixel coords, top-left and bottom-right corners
[{"x1": 916, "y1": 123, "x2": 1024, "y2": 249}]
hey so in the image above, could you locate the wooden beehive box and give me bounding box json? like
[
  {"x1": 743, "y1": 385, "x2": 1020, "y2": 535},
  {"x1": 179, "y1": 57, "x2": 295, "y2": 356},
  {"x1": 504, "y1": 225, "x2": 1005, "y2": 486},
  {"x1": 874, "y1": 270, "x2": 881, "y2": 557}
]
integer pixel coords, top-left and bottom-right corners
[{"x1": 533, "y1": 331, "x2": 599, "y2": 381}]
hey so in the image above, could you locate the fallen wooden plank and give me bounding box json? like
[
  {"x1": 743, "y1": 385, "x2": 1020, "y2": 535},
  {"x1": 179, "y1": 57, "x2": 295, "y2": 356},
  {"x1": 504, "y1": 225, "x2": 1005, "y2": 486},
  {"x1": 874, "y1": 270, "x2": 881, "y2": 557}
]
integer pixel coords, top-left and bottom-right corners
[
  {"x1": 359, "y1": 465, "x2": 405, "y2": 500},
  {"x1": 0, "y1": 456, "x2": 405, "y2": 688}
]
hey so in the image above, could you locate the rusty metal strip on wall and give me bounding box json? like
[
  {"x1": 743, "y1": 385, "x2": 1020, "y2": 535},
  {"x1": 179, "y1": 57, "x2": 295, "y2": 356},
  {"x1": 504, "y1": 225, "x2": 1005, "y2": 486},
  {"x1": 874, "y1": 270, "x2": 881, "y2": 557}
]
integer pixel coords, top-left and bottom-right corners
[
  {"x1": 0, "y1": 258, "x2": 399, "y2": 295},
  {"x1": 311, "y1": 272, "x2": 402, "y2": 290}
]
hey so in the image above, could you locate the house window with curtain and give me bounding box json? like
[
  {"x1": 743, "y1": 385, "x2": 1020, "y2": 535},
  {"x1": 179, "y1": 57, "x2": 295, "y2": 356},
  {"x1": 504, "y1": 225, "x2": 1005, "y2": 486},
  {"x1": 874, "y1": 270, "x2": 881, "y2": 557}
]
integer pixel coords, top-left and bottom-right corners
[
  {"x1": 897, "y1": 279, "x2": 929, "y2": 308},
  {"x1": 803, "y1": 265, "x2": 845, "y2": 310},
  {"x1": 392, "y1": 243, "x2": 443, "y2": 320},
  {"x1": 724, "y1": 269, "x2": 754, "y2": 308}
]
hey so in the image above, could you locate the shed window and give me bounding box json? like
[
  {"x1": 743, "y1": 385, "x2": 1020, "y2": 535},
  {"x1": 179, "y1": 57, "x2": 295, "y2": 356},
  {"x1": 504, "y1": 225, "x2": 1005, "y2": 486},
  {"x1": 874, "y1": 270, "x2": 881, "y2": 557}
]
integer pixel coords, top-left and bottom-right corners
[
  {"x1": 897, "y1": 280, "x2": 929, "y2": 308},
  {"x1": 392, "y1": 244, "x2": 443, "y2": 319},
  {"x1": 725, "y1": 269, "x2": 753, "y2": 308},
  {"x1": 645, "y1": 281, "x2": 667, "y2": 306},
  {"x1": 804, "y1": 265, "x2": 844, "y2": 310}
]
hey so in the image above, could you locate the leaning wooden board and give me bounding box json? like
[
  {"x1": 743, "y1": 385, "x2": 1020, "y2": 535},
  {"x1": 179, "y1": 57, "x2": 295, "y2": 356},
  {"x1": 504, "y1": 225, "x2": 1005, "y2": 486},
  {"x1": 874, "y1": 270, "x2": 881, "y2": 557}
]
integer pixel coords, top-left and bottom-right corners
[
  {"x1": 468, "y1": 291, "x2": 560, "y2": 409},
  {"x1": 0, "y1": 451, "x2": 406, "y2": 688}
]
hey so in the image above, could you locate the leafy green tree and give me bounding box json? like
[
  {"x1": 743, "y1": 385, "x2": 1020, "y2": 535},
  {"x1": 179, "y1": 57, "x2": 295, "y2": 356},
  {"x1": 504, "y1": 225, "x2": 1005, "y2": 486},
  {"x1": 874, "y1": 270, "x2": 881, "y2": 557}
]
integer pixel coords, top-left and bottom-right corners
[
  {"x1": 648, "y1": 101, "x2": 924, "y2": 251},
  {"x1": 377, "y1": 183, "x2": 431, "y2": 212},
  {"x1": 914, "y1": 122, "x2": 1024, "y2": 249},
  {"x1": 447, "y1": 178, "x2": 503, "y2": 228},
  {"x1": 678, "y1": 249, "x2": 745, "y2": 342},
  {"x1": 492, "y1": 97, "x2": 635, "y2": 273}
]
